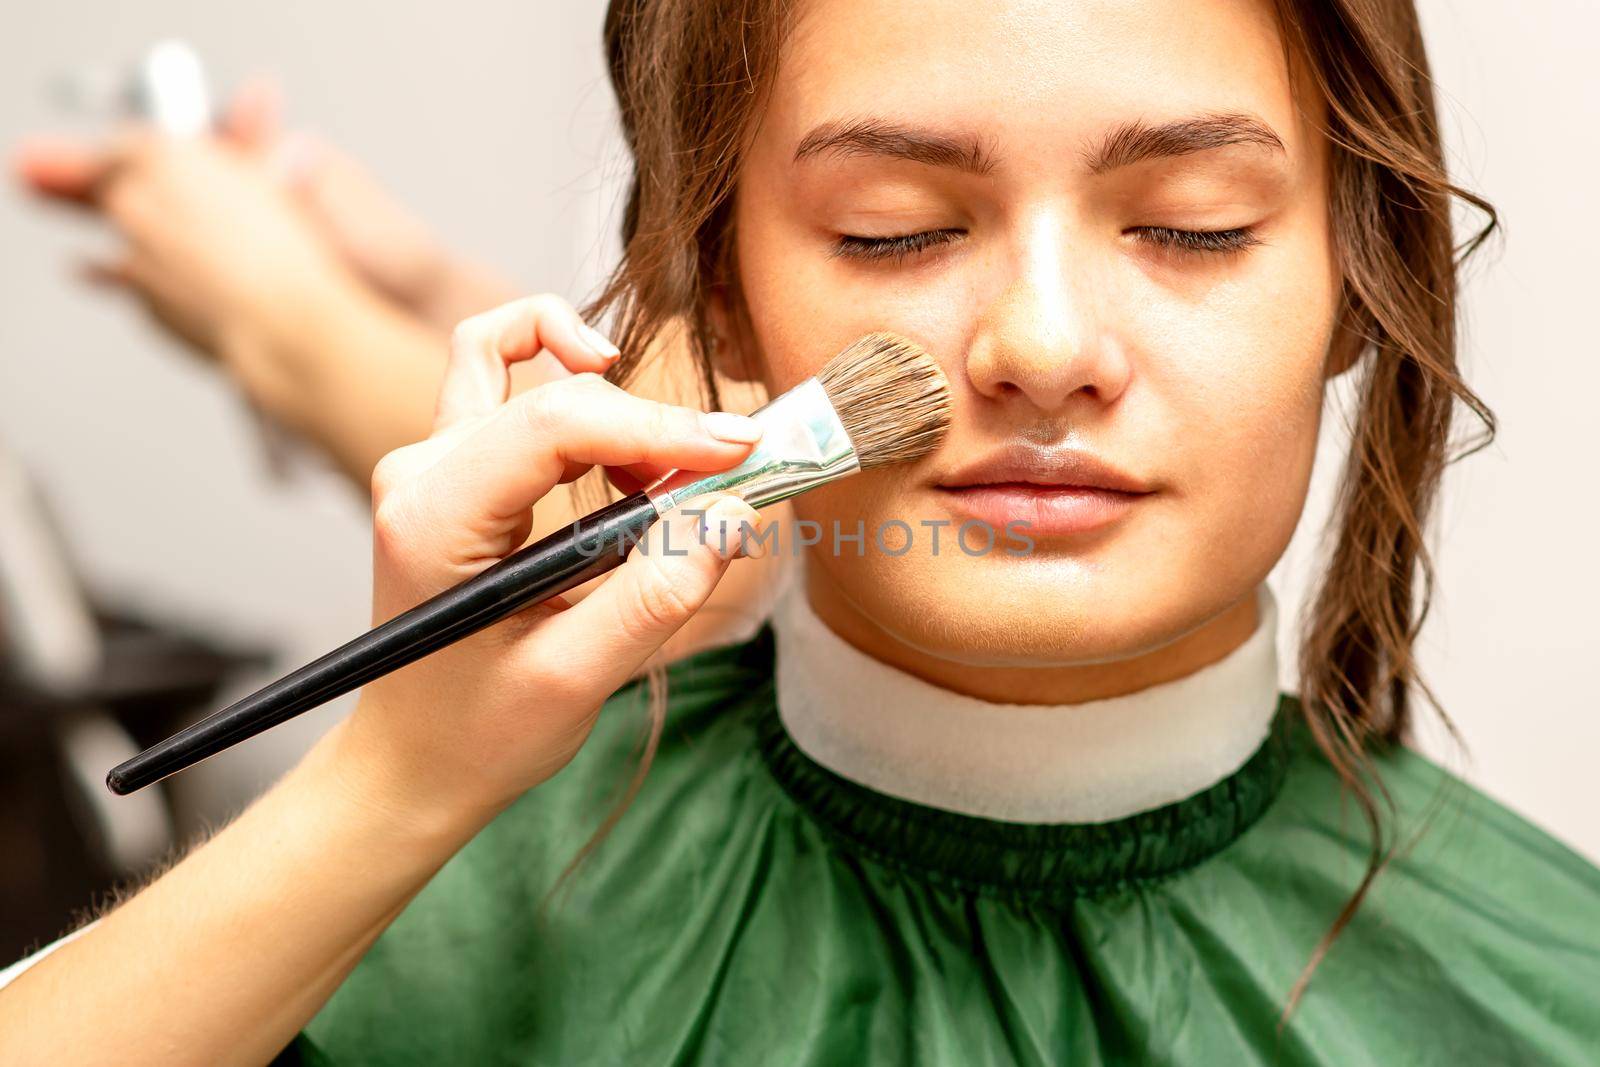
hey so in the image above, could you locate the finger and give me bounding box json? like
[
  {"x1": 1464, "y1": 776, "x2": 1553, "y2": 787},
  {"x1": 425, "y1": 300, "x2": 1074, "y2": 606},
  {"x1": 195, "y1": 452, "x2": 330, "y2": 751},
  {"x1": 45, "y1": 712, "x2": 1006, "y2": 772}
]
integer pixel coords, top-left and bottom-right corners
[
  {"x1": 79, "y1": 251, "x2": 165, "y2": 301},
  {"x1": 12, "y1": 135, "x2": 115, "y2": 206},
  {"x1": 269, "y1": 130, "x2": 324, "y2": 188},
  {"x1": 603, "y1": 458, "x2": 681, "y2": 496},
  {"x1": 433, "y1": 295, "x2": 623, "y2": 433},
  {"x1": 603, "y1": 465, "x2": 650, "y2": 496},
  {"x1": 222, "y1": 75, "x2": 284, "y2": 154},
  {"x1": 526, "y1": 494, "x2": 760, "y2": 694},
  {"x1": 395, "y1": 376, "x2": 762, "y2": 565}
]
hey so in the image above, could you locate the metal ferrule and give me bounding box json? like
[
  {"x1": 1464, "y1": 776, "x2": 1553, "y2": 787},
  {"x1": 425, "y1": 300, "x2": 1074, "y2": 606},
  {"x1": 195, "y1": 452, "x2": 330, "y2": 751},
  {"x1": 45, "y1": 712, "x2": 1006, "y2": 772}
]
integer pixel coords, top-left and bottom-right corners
[{"x1": 644, "y1": 377, "x2": 860, "y2": 515}]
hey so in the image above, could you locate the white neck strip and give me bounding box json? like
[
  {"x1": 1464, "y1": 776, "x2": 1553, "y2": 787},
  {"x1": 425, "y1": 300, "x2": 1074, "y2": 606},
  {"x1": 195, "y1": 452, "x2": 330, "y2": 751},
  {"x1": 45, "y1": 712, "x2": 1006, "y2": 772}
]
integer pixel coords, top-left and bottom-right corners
[{"x1": 771, "y1": 576, "x2": 1282, "y2": 824}]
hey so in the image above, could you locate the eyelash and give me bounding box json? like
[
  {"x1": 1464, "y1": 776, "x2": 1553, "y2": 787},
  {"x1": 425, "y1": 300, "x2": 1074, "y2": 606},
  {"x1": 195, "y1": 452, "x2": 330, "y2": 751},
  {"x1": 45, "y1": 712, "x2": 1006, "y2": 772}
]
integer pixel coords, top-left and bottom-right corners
[
  {"x1": 830, "y1": 225, "x2": 1260, "y2": 262},
  {"x1": 1130, "y1": 225, "x2": 1260, "y2": 255},
  {"x1": 831, "y1": 228, "x2": 965, "y2": 263}
]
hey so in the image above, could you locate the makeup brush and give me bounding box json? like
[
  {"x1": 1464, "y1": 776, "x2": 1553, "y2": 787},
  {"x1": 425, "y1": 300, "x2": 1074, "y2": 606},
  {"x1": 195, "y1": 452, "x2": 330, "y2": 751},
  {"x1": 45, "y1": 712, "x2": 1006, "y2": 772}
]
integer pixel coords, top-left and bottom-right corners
[{"x1": 106, "y1": 332, "x2": 951, "y2": 795}]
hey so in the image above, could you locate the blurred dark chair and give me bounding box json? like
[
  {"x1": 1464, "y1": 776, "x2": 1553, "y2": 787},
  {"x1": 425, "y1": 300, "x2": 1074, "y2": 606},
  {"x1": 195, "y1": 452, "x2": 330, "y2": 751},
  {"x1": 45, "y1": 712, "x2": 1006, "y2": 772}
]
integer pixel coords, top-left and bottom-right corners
[{"x1": 0, "y1": 441, "x2": 269, "y2": 963}]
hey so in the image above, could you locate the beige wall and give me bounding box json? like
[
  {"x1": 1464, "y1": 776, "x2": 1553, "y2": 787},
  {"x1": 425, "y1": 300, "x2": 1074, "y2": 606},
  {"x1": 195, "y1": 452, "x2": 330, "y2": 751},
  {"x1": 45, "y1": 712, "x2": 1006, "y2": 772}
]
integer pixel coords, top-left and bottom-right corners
[{"x1": 1, "y1": 2, "x2": 1594, "y2": 857}]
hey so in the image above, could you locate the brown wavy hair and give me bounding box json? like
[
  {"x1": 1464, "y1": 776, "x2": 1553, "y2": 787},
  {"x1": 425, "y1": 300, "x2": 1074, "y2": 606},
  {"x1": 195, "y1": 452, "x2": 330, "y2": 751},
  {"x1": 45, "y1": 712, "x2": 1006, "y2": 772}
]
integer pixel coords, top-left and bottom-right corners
[{"x1": 571, "y1": 0, "x2": 1498, "y2": 1020}]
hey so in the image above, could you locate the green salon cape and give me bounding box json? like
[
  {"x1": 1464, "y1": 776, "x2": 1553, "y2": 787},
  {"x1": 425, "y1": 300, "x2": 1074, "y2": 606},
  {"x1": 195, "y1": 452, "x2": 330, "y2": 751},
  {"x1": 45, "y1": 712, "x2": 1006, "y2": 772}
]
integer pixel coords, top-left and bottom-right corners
[{"x1": 289, "y1": 625, "x2": 1600, "y2": 1065}]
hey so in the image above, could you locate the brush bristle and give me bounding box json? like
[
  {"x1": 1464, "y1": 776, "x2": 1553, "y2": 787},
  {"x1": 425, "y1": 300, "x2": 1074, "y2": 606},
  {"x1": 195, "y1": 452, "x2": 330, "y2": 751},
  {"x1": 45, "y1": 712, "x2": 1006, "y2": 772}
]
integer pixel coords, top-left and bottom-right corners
[{"x1": 816, "y1": 333, "x2": 951, "y2": 470}]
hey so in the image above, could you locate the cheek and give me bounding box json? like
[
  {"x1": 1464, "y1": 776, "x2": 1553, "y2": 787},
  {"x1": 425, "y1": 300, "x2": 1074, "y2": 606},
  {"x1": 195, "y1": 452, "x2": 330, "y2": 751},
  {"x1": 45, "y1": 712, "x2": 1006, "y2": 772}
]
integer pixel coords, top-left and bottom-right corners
[
  {"x1": 1154, "y1": 293, "x2": 1327, "y2": 451},
  {"x1": 1128, "y1": 247, "x2": 1335, "y2": 558}
]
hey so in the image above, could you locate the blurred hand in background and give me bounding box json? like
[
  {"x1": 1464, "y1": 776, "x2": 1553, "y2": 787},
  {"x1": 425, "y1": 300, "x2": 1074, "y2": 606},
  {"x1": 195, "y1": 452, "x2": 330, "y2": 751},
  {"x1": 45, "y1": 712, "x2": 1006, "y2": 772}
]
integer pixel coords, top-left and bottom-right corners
[
  {"x1": 10, "y1": 77, "x2": 786, "y2": 662},
  {"x1": 10, "y1": 78, "x2": 519, "y2": 484}
]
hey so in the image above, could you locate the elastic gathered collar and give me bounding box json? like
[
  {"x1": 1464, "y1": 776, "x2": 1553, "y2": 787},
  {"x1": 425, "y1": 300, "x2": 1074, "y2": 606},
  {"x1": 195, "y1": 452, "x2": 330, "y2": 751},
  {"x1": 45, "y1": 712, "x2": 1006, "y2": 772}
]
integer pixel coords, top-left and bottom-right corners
[{"x1": 711, "y1": 624, "x2": 1298, "y2": 903}]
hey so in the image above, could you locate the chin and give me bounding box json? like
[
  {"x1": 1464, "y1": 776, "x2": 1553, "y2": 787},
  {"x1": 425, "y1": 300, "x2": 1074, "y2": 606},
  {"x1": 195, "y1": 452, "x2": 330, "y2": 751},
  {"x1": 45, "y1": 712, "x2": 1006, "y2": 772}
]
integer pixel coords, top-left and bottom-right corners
[{"x1": 802, "y1": 537, "x2": 1224, "y2": 668}]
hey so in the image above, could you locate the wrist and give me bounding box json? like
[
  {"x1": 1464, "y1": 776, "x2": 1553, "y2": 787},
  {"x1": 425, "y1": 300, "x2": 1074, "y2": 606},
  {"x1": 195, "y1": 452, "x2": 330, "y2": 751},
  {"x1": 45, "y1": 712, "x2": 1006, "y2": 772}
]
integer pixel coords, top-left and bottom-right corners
[
  {"x1": 214, "y1": 269, "x2": 382, "y2": 425},
  {"x1": 309, "y1": 703, "x2": 512, "y2": 856}
]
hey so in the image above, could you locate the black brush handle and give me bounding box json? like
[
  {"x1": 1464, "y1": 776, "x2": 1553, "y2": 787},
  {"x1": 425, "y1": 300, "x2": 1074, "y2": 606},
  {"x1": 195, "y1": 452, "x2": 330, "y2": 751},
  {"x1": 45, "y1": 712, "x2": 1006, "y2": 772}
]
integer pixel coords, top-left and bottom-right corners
[{"x1": 106, "y1": 492, "x2": 661, "y2": 795}]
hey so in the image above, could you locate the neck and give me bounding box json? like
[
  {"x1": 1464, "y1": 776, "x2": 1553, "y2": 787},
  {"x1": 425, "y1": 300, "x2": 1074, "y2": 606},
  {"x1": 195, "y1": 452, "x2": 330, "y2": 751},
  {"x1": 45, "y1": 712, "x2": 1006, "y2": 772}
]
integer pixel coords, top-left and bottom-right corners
[
  {"x1": 803, "y1": 563, "x2": 1261, "y2": 705},
  {"x1": 770, "y1": 568, "x2": 1284, "y2": 823}
]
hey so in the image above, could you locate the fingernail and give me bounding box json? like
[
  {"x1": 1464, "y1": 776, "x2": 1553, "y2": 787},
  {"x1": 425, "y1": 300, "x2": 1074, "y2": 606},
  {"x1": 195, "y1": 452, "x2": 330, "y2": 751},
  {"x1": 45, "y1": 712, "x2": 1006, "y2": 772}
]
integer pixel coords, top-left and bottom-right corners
[
  {"x1": 738, "y1": 515, "x2": 767, "y2": 559},
  {"x1": 707, "y1": 496, "x2": 760, "y2": 560},
  {"x1": 578, "y1": 322, "x2": 621, "y2": 361},
  {"x1": 700, "y1": 411, "x2": 762, "y2": 445}
]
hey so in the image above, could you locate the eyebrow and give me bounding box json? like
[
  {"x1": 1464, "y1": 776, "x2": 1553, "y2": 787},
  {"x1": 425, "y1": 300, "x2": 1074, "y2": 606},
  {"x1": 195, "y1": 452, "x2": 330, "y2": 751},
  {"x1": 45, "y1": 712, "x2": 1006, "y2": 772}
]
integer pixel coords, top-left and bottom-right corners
[
  {"x1": 791, "y1": 112, "x2": 1285, "y2": 177},
  {"x1": 1088, "y1": 113, "x2": 1285, "y2": 173},
  {"x1": 792, "y1": 118, "x2": 998, "y2": 175}
]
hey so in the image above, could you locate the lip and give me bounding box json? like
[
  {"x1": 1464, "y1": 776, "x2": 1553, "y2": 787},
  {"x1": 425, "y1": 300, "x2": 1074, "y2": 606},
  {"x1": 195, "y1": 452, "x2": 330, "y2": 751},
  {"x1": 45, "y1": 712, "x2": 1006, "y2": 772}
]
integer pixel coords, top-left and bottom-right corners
[{"x1": 932, "y1": 445, "x2": 1156, "y2": 537}]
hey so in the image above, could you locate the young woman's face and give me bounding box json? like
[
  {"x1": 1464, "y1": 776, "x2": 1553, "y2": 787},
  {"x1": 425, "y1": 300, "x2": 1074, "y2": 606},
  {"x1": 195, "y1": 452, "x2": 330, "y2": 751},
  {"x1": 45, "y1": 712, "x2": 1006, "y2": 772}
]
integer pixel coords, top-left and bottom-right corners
[{"x1": 729, "y1": 0, "x2": 1341, "y2": 672}]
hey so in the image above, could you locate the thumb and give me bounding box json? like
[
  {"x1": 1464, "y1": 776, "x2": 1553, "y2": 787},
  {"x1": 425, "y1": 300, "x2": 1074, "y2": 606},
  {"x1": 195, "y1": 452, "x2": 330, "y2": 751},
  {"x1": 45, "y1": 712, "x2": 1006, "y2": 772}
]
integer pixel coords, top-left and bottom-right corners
[{"x1": 531, "y1": 494, "x2": 761, "y2": 690}]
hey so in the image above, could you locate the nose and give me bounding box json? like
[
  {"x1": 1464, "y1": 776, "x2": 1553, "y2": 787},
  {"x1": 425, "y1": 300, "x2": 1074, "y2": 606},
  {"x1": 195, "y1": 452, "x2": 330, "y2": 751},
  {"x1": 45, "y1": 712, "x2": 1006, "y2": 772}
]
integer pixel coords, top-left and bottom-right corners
[{"x1": 963, "y1": 211, "x2": 1131, "y2": 413}]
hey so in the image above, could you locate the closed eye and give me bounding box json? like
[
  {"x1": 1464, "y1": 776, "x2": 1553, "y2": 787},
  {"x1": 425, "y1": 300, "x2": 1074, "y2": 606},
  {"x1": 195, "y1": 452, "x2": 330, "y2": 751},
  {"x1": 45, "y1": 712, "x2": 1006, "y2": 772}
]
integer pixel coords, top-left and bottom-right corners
[
  {"x1": 831, "y1": 228, "x2": 966, "y2": 263},
  {"x1": 831, "y1": 225, "x2": 1255, "y2": 263},
  {"x1": 1129, "y1": 225, "x2": 1259, "y2": 255}
]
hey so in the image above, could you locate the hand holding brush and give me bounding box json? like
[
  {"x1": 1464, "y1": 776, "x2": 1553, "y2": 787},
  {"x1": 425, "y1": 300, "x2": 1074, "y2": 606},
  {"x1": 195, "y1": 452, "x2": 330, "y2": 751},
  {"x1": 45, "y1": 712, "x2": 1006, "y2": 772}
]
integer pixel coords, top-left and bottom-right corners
[{"x1": 107, "y1": 298, "x2": 950, "y2": 809}]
